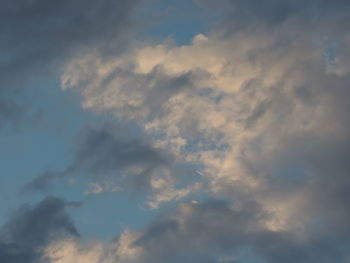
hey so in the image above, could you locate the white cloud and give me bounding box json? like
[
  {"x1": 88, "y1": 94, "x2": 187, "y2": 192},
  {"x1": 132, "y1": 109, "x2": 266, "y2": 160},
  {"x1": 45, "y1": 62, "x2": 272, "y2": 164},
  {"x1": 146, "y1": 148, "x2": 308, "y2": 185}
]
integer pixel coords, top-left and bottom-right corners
[
  {"x1": 84, "y1": 182, "x2": 121, "y2": 196},
  {"x1": 61, "y1": 0, "x2": 350, "y2": 239},
  {"x1": 43, "y1": 230, "x2": 142, "y2": 263}
]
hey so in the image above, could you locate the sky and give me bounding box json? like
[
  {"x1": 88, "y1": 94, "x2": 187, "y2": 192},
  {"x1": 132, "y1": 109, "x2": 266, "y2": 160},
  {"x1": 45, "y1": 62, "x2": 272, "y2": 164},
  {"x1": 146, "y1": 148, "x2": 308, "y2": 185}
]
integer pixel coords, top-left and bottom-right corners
[{"x1": 1, "y1": 0, "x2": 350, "y2": 262}]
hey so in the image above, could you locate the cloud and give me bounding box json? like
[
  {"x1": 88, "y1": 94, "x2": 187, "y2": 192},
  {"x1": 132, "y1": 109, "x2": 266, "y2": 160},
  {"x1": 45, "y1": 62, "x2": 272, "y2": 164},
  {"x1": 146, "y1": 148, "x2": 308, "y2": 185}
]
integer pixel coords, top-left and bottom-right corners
[
  {"x1": 0, "y1": 0, "x2": 139, "y2": 81},
  {"x1": 7, "y1": 0, "x2": 350, "y2": 262},
  {"x1": 24, "y1": 125, "x2": 198, "y2": 208},
  {"x1": 42, "y1": 200, "x2": 350, "y2": 263},
  {"x1": 0, "y1": 196, "x2": 79, "y2": 263},
  {"x1": 54, "y1": 0, "x2": 350, "y2": 261},
  {"x1": 0, "y1": 0, "x2": 139, "y2": 127},
  {"x1": 43, "y1": 229, "x2": 143, "y2": 263},
  {"x1": 201, "y1": 0, "x2": 350, "y2": 33},
  {"x1": 131, "y1": 200, "x2": 350, "y2": 263},
  {"x1": 25, "y1": 125, "x2": 167, "y2": 185}
]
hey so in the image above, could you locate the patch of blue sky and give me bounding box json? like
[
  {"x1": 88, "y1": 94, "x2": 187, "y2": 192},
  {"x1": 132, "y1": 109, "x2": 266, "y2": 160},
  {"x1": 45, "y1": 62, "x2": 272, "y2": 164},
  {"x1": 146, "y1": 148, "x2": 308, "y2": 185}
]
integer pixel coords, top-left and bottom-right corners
[
  {"x1": 137, "y1": 0, "x2": 221, "y2": 45},
  {"x1": 0, "y1": 78, "x2": 154, "y2": 238},
  {"x1": 80, "y1": 192, "x2": 155, "y2": 239},
  {"x1": 323, "y1": 37, "x2": 336, "y2": 65},
  {"x1": 278, "y1": 165, "x2": 307, "y2": 183},
  {"x1": 0, "y1": 0, "x2": 230, "y2": 242},
  {"x1": 0, "y1": 84, "x2": 80, "y2": 219},
  {"x1": 184, "y1": 136, "x2": 229, "y2": 153},
  {"x1": 272, "y1": 164, "x2": 309, "y2": 195},
  {"x1": 196, "y1": 87, "x2": 225, "y2": 106},
  {"x1": 49, "y1": 176, "x2": 156, "y2": 239}
]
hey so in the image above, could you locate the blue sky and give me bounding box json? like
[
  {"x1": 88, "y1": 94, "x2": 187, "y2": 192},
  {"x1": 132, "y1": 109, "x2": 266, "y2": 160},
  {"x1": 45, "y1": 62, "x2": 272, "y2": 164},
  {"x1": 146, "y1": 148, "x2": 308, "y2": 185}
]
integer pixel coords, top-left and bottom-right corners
[
  {"x1": 0, "y1": 0, "x2": 209, "y2": 239},
  {"x1": 1, "y1": 0, "x2": 350, "y2": 262}
]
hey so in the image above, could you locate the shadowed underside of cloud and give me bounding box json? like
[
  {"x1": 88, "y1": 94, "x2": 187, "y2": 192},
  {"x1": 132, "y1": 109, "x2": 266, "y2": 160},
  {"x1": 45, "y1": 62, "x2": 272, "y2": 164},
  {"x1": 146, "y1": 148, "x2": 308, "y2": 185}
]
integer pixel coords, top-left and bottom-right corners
[
  {"x1": 0, "y1": 0, "x2": 139, "y2": 80},
  {"x1": 0, "y1": 196, "x2": 79, "y2": 263},
  {"x1": 23, "y1": 125, "x2": 196, "y2": 208},
  {"x1": 24, "y1": 125, "x2": 168, "y2": 188},
  {"x1": 42, "y1": 200, "x2": 350, "y2": 263},
  {"x1": 131, "y1": 200, "x2": 350, "y2": 263},
  {"x1": 0, "y1": 0, "x2": 139, "y2": 127}
]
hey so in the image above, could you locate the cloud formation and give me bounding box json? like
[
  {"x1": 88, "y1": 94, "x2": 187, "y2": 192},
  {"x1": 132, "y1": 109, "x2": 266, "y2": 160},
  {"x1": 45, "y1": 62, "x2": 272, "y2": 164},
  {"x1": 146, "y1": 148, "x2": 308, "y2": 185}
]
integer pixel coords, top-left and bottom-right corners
[
  {"x1": 42, "y1": 200, "x2": 350, "y2": 263},
  {"x1": 51, "y1": 0, "x2": 350, "y2": 261},
  {"x1": 0, "y1": 0, "x2": 139, "y2": 127},
  {"x1": 0, "y1": 196, "x2": 79, "y2": 263},
  {"x1": 25, "y1": 125, "x2": 199, "y2": 208},
  {"x1": 3, "y1": 0, "x2": 350, "y2": 262}
]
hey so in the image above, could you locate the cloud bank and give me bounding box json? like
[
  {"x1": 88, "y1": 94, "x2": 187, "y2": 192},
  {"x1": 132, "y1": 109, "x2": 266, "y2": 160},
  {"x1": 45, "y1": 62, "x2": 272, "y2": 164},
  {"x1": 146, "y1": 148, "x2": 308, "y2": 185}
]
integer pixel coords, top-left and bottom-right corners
[
  {"x1": 4, "y1": 0, "x2": 350, "y2": 262},
  {"x1": 0, "y1": 0, "x2": 139, "y2": 127}
]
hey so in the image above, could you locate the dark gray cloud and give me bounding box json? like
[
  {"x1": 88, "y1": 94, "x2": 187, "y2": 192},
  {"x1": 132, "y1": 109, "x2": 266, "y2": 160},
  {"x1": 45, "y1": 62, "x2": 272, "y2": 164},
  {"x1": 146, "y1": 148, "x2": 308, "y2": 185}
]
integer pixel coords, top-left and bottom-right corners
[
  {"x1": 24, "y1": 125, "x2": 170, "y2": 193},
  {"x1": 206, "y1": 0, "x2": 350, "y2": 33},
  {"x1": 0, "y1": 0, "x2": 139, "y2": 82},
  {"x1": 0, "y1": 196, "x2": 79, "y2": 263},
  {"x1": 234, "y1": 67, "x2": 350, "y2": 235},
  {"x1": 142, "y1": 67, "x2": 197, "y2": 116},
  {"x1": 0, "y1": 0, "x2": 139, "y2": 126},
  {"x1": 130, "y1": 200, "x2": 350, "y2": 263}
]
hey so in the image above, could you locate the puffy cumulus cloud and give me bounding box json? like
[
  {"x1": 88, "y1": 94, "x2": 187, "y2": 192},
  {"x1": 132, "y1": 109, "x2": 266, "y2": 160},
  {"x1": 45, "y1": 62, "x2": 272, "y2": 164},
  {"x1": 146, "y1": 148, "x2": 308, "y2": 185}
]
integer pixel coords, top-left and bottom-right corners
[
  {"x1": 43, "y1": 230, "x2": 143, "y2": 263},
  {"x1": 43, "y1": 0, "x2": 350, "y2": 262},
  {"x1": 0, "y1": 0, "x2": 139, "y2": 127},
  {"x1": 44, "y1": 240, "x2": 107, "y2": 263},
  {"x1": 0, "y1": 196, "x2": 79, "y2": 263}
]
